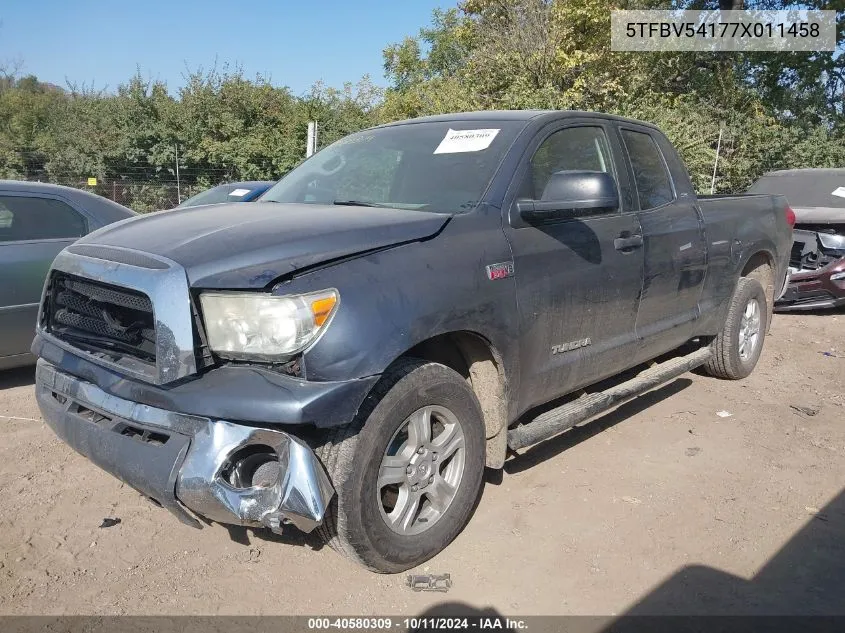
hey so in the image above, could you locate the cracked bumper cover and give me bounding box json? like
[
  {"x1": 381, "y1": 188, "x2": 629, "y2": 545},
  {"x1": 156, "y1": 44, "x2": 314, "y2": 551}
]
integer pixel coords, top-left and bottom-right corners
[{"x1": 34, "y1": 359, "x2": 335, "y2": 533}]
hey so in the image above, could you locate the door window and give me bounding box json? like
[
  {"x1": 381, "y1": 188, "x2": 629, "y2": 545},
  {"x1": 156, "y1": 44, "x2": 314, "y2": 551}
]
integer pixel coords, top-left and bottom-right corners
[
  {"x1": 621, "y1": 130, "x2": 674, "y2": 210},
  {"x1": 522, "y1": 126, "x2": 614, "y2": 201},
  {"x1": 0, "y1": 196, "x2": 87, "y2": 242}
]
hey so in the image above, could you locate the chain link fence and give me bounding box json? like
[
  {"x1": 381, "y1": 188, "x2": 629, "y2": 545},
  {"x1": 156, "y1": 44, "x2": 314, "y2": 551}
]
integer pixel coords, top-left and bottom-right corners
[{"x1": 14, "y1": 177, "x2": 225, "y2": 213}]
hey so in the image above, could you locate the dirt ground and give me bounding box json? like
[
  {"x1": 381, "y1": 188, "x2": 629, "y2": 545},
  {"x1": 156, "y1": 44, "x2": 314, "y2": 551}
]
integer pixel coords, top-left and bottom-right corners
[{"x1": 0, "y1": 309, "x2": 843, "y2": 617}]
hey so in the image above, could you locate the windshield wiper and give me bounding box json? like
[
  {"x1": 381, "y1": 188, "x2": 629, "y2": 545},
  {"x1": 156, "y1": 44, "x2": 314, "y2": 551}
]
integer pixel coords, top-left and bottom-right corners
[{"x1": 332, "y1": 200, "x2": 391, "y2": 208}]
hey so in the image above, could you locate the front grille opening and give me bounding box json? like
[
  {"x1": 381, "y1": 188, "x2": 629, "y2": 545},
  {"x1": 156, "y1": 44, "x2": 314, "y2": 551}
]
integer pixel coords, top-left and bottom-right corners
[
  {"x1": 117, "y1": 423, "x2": 170, "y2": 446},
  {"x1": 792, "y1": 290, "x2": 834, "y2": 304},
  {"x1": 50, "y1": 391, "x2": 67, "y2": 405},
  {"x1": 73, "y1": 404, "x2": 112, "y2": 425},
  {"x1": 46, "y1": 272, "x2": 156, "y2": 366}
]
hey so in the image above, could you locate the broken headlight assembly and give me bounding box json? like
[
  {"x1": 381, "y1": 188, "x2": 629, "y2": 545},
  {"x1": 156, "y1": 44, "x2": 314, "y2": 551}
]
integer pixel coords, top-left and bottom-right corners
[
  {"x1": 199, "y1": 289, "x2": 339, "y2": 361},
  {"x1": 817, "y1": 232, "x2": 845, "y2": 252}
]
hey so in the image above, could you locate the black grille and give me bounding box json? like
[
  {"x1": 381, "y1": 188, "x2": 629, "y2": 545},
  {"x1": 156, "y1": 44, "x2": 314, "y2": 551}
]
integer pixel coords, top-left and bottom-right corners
[{"x1": 46, "y1": 273, "x2": 156, "y2": 364}]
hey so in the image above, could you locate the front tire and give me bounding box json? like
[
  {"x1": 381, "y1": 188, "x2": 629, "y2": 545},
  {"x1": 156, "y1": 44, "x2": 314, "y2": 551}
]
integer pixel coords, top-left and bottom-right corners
[
  {"x1": 316, "y1": 358, "x2": 486, "y2": 573},
  {"x1": 702, "y1": 277, "x2": 768, "y2": 380}
]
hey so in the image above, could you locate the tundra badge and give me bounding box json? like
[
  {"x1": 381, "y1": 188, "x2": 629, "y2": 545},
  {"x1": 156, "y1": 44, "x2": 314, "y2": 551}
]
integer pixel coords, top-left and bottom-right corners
[{"x1": 552, "y1": 338, "x2": 592, "y2": 354}]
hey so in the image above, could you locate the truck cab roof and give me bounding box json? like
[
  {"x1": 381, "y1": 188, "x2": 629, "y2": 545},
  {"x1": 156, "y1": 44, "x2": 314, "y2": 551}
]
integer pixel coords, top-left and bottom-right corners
[{"x1": 377, "y1": 110, "x2": 664, "y2": 132}]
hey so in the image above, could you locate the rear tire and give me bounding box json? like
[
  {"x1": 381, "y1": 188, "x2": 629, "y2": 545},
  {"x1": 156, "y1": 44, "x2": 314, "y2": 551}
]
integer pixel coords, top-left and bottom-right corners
[
  {"x1": 702, "y1": 277, "x2": 768, "y2": 380},
  {"x1": 316, "y1": 358, "x2": 486, "y2": 573}
]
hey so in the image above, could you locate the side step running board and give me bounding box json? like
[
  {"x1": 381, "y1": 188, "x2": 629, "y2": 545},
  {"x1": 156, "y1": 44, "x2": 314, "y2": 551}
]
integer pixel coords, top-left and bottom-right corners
[{"x1": 507, "y1": 347, "x2": 712, "y2": 451}]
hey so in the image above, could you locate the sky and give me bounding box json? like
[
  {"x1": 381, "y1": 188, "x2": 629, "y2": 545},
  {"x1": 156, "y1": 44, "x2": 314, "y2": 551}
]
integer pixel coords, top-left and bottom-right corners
[{"x1": 0, "y1": 0, "x2": 448, "y2": 95}]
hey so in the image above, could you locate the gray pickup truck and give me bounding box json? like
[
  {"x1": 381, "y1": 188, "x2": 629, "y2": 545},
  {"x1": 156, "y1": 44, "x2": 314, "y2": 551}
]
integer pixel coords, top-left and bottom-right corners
[{"x1": 31, "y1": 111, "x2": 792, "y2": 573}]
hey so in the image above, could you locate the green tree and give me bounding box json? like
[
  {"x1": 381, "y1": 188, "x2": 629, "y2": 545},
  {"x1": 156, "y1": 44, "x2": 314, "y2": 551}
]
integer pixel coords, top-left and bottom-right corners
[
  {"x1": 380, "y1": 0, "x2": 845, "y2": 193},
  {"x1": 0, "y1": 74, "x2": 64, "y2": 179}
]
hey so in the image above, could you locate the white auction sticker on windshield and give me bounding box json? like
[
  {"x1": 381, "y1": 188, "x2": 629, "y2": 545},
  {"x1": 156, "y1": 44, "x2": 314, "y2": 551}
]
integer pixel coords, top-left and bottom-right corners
[
  {"x1": 434, "y1": 128, "x2": 500, "y2": 154},
  {"x1": 832, "y1": 186, "x2": 845, "y2": 199},
  {"x1": 229, "y1": 188, "x2": 251, "y2": 197}
]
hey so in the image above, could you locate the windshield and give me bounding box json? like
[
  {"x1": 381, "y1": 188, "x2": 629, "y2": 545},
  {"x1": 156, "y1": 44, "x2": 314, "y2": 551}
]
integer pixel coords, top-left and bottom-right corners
[
  {"x1": 260, "y1": 120, "x2": 523, "y2": 214},
  {"x1": 178, "y1": 183, "x2": 268, "y2": 208}
]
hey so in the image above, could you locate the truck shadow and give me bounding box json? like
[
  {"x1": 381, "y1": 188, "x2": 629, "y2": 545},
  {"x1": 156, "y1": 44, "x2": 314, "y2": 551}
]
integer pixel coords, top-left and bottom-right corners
[
  {"x1": 609, "y1": 486, "x2": 845, "y2": 616},
  {"x1": 504, "y1": 378, "x2": 692, "y2": 475},
  {"x1": 0, "y1": 365, "x2": 36, "y2": 390}
]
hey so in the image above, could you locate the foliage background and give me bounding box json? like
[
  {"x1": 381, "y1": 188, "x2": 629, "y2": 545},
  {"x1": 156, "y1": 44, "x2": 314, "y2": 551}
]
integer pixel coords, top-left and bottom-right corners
[{"x1": 1, "y1": 0, "x2": 843, "y2": 212}]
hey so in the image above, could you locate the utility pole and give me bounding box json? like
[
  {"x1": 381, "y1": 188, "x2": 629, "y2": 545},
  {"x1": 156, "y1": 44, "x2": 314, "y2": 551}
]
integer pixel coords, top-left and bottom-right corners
[
  {"x1": 306, "y1": 121, "x2": 319, "y2": 157},
  {"x1": 175, "y1": 144, "x2": 182, "y2": 204},
  {"x1": 710, "y1": 121, "x2": 724, "y2": 195}
]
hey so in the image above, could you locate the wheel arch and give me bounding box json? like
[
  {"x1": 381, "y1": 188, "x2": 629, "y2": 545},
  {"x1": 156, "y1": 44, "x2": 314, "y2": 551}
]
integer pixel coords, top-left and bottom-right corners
[
  {"x1": 402, "y1": 331, "x2": 510, "y2": 469},
  {"x1": 739, "y1": 249, "x2": 776, "y2": 327}
]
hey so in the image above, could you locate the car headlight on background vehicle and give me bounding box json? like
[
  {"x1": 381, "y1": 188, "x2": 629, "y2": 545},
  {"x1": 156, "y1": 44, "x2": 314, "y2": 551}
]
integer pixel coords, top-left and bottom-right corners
[
  {"x1": 818, "y1": 232, "x2": 845, "y2": 251},
  {"x1": 199, "y1": 289, "x2": 339, "y2": 360}
]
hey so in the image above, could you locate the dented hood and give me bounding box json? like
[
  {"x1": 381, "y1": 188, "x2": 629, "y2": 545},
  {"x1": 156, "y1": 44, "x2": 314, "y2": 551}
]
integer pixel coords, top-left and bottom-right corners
[{"x1": 78, "y1": 202, "x2": 450, "y2": 288}]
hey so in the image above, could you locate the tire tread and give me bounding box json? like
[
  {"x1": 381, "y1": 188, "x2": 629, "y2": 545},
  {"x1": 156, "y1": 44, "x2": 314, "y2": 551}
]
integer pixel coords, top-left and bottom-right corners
[
  {"x1": 315, "y1": 357, "x2": 450, "y2": 572},
  {"x1": 703, "y1": 277, "x2": 767, "y2": 380}
]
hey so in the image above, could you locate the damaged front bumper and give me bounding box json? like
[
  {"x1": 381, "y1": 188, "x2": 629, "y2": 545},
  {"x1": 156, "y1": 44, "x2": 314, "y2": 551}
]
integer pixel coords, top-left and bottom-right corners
[
  {"x1": 35, "y1": 359, "x2": 334, "y2": 533},
  {"x1": 777, "y1": 225, "x2": 845, "y2": 311},
  {"x1": 775, "y1": 257, "x2": 845, "y2": 311}
]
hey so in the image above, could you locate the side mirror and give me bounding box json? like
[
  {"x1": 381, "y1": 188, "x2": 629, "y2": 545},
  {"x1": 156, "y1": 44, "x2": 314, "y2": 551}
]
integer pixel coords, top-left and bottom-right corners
[{"x1": 517, "y1": 170, "x2": 619, "y2": 222}]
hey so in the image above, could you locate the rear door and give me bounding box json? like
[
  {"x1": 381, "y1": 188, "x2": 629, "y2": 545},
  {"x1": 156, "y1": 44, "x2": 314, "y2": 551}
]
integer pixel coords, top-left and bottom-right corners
[
  {"x1": 502, "y1": 120, "x2": 645, "y2": 413},
  {"x1": 0, "y1": 192, "x2": 89, "y2": 359},
  {"x1": 618, "y1": 126, "x2": 707, "y2": 355}
]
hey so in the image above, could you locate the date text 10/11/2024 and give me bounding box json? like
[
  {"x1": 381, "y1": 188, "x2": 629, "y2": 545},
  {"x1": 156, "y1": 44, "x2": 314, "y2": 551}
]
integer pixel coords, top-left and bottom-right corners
[{"x1": 307, "y1": 617, "x2": 529, "y2": 630}]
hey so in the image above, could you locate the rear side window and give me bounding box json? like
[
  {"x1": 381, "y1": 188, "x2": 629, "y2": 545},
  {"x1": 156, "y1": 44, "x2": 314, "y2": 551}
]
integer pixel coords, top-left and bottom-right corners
[
  {"x1": 0, "y1": 195, "x2": 87, "y2": 242},
  {"x1": 621, "y1": 130, "x2": 674, "y2": 210}
]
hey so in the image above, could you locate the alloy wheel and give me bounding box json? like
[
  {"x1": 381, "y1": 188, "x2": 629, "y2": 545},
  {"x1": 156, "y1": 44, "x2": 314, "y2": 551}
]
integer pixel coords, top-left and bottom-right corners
[{"x1": 376, "y1": 405, "x2": 466, "y2": 536}]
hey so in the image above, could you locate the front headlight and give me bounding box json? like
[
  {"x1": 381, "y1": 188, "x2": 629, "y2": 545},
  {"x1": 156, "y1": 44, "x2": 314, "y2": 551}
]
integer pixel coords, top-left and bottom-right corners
[{"x1": 199, "y1": 289, "x2": 339, "y2": 360}]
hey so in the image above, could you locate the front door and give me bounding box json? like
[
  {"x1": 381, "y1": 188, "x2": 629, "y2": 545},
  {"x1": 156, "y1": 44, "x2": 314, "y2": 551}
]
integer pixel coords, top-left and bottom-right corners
[{"x1": 503, "y1": 122, "x2": 645, "y2": 414}]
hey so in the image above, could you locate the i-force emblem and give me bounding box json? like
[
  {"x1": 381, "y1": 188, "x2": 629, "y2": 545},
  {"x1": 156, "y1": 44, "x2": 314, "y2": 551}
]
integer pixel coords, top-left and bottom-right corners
[{"x1": 486, "y1": 261, "x2": 515, "y2": 281}]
